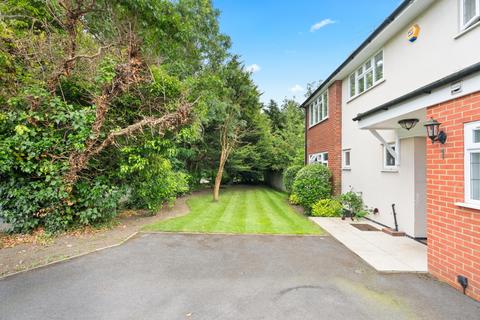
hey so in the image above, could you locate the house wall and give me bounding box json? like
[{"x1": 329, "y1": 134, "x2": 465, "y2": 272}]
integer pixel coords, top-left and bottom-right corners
[
  {"x1": 306, "y1": 81, "x2": 342, "y2": 194},
  {"x1": 340, "y1": 0, "x2": 480, "y2": 237},
  {"x1": 342, "y1": 0, "x2": 480, "y2": 114},
  {"x1": 341, "y1": 129, "x2": 425, "y2": 237},
  {"x1": 426, "y1": 91, "x2": 480, "y2": 301}
]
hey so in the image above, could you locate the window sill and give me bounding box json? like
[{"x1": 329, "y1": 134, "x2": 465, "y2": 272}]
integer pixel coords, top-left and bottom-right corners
[
  {"x1": 381, "y1": 168, "x2": 398, "y2": 173},
  {"x1": 347, "y1": 79, "x2": 386, "y2": 104},
  {"x1": 454, "y1": 202, "x2": 480, "y2": 211},
  {"x1": 342, "y1": 168, "x2": 351, "y2": 171},
  {"x1": 455, "y1": 20, "x2": 480, "y2": 40},
  {"x1": 308, "y1": 116, "x2": 329, "y2": 129}
]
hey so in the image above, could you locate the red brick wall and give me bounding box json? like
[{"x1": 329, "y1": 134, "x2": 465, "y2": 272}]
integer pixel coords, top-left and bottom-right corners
[
  {"x1": 305, "y1": 81, "x2": 342, "y2": 194},
  {"x1": 426, "y1": 91, "x2": 480, "y2": 301}
]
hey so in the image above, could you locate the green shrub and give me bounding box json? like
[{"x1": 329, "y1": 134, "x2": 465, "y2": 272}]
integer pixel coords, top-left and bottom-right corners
[
  {"x1": 338, "y1": 191, "x2": 364, "y2": 214},
  {"x1": 0, "y1": 176, "x2": 66, "y2": 233},
  {"x1": 338, "y1": 191, "x2": 370, "y2": 219},
  {"x1": 311, "y1": 199, "x2": 342, "y2": 217},
  {"x1": 0, "y1": 175, "x2": 124, "y2": 233},
  {"x1": 73, "y1": 179, "x2": 123, "y2": 226},
  {"x1": 292, "y1": 164, "x2": 332, "y2": 211},
  {"x1": 288, "y1": 193, "x2": 300, "y2": 205},
  {"x1": 283, "y1": 165, "x2": 302, "y2": 193},
  {"x1": 126, "y1": 156, "x2": 190, "y2": 212}
]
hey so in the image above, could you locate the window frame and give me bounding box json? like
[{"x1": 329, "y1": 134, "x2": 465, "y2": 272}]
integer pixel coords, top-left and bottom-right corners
[
  {"x1": 460, "y1": 0, "x2": 480, "y2": 30},
  {"x1": 342, "y1": 149, "x2": 351, "y2": 170},
  {"x1": 464, "y1": 121, "x2": 480, "y2": 205},
  {"x1": 308, "y1": 90, "x2": 329, "y2": 127},
  {"x1": 349, "y1": 50, "x2": 384, "y2": 99},
  {"x1": 309, "y1": 152, "x2": 328, "y2": 166},
  {"x1": 383, "y1": 143, "x2": 398, "y2": 170}
]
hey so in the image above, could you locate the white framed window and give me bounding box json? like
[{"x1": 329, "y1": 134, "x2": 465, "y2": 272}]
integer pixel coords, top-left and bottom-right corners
[
  {"x1": 383, "y1": 143, "x2": 397, "y2": 169},
  {"x1": 309, "y1": 152, "x2": 328, "y2": 166},
  {"x1": 460, "y1": 0, "x2": 480, "y2": 30},
  {"x1": 308, "y1": 91, "x2": 328, "y2": 127},
  {"x1": 464, "y1": 121, "x2": 480, "y2": 205},
  {"x1": 349, "y1": 50, "x2": 384, "y2": 98},
  {"x1": 343, "y1": 149, "x2": 351, "y2": 169}
]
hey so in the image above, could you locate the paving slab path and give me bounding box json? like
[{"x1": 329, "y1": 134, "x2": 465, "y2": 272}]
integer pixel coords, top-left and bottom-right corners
[{"x1": 1, "y1": 233, "x2": 479, "y2": 320}]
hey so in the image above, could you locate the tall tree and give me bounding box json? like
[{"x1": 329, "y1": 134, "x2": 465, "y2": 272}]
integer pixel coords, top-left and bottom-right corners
[
  {"x1": 264, "y1": 99, "x2": 305, "y2": 171},
  {"x1": 213, "y1": 103, "x2": 243, "y2": 201},
  {"x1": 0, "y1": 0, "x2": 231, "y2": 232},
  {"x1": 263, "y1": 99, "x2": 284, "y2": 131}
]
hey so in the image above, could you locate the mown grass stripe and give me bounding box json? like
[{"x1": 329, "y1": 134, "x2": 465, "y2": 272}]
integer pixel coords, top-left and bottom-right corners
[
  {"x1": 143, "y1": 186, "x2": 323, "y2": 235},
  {"x1": 259, "y1": 188, "x2": 316, "y2": 234},
  {"x1": 245, "y1": 188, "x2": 266, "y2": 233},
  {"x1": 257, "y1": 188, "x2": 297, "y2": 232},
  {"x1": 208, "y1": 189, "x2": 241, "y2": 232},
  {"x1": 185, "y1": 190, "x2": 237, "y2": 232},
  {"x1": 268, "y1": 191, "x2": 320, "y2": 233},
  {"x1": 256, "y1": 187, "x2": 275, "y2": 233},
  {"x1": 226, "y1": 189, "x2": 246, "y2": 233},
  {"x1": 154, "y1": 193, "x2": 214, "y2": 229}
]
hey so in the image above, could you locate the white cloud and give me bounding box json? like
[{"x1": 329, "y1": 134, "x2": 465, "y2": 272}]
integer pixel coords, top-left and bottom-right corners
[
  {"x1": 246, "y1": 64, "x2": 261, "y2": 73},
  {"x1": 310, "y1": 18, "x2": 336, "y2": 32},
  {"x1": 289, "y1": 84, "x2": 305, "y2": 94}
]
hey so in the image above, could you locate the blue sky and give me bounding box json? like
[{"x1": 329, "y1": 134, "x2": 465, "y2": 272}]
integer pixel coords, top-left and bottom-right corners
[{"x1": 213, "y1": 0, "x2": 402, "y2": 104}]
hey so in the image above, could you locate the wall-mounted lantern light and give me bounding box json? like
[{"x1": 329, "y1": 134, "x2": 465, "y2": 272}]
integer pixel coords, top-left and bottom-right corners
[
  {"x1": 424, "y1": 118, "x2": 447, "y2": 144},
  {"x1": 398, "y1": 118, "x2": 419, "y2": 130}
]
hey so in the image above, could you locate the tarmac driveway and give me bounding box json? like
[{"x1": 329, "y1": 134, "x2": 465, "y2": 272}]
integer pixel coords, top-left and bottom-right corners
[{"x1": 1, "y1": 233, "x2": 479, "y2": 320}]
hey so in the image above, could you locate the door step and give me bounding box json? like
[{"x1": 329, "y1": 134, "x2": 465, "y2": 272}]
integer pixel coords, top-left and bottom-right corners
[{"x1": 382, "y1": 227, "x2": 406, "y2": 237}]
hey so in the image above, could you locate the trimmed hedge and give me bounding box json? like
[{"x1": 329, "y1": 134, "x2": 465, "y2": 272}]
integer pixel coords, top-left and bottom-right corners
[
  {"x1": 292, "y1": 163, "x2": 332, "y2": 212},
  {"x1": 283, "y1": 165, "x2": 302, "y2": 193}
]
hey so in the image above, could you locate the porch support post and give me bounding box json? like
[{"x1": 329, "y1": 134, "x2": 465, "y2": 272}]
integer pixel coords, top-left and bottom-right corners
[{"x1": 368, "y1": 129, "x2": 400, "y2": 165}]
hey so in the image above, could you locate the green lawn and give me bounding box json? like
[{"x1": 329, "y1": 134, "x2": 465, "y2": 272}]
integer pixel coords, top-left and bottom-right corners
[{"x1": 143, "y1": 186, "x2": 323, "y2": 235}]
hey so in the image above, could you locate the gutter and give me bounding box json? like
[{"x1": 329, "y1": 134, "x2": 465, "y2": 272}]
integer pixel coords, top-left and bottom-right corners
[
  {"x1": 300, "y1": 0, "x2": 414, "y2": 109},
  {"x1": 353, "y1": 61, "x2": 480, "y2": 121}
]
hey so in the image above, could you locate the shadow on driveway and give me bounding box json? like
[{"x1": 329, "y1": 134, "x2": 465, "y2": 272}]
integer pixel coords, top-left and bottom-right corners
[{"x1": 1, "y1": 233, "x2": 479, "y2": 320}]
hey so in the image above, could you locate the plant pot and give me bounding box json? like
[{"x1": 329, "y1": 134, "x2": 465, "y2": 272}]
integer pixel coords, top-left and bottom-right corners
[{"x1": 342, "y1": 208, "x2": 354, "y2": 221}]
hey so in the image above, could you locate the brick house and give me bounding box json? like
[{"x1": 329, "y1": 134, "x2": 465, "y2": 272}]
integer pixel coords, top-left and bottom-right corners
[{"x1": 302, "y1": 0, "x2": 480, "y2": 300}]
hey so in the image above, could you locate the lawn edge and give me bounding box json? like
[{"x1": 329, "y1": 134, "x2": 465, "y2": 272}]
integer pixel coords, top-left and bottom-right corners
[
  {"x1": 143, "y1": 187, "x2": 325, "y2": 235},
  {"x1": 140, "y1": 230, "x2": 327, "y2": 237}
]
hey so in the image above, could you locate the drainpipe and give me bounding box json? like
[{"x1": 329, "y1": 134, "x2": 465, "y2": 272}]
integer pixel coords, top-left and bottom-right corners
[
  {"x1": 304, "y1": 107, "x2": 308, "y2": 165},
  {"x1": 392, "y1": 204, "x2": 399, "y2": 231}
]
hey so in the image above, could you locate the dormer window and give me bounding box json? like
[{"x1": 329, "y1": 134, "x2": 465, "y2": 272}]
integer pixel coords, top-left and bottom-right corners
[{"x1": 349, "y1": 50, "x2": 384, "y2": 98}]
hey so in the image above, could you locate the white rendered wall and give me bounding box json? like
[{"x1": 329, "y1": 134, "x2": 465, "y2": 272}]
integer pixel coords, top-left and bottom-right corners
[
  {"x1": 342, "y1": 0, "x2": 480, "y2": 113},
  {"x1": 341, "y1": 131, "x2": 426, "y2": 237},
  {"x1": 340, "y1": 0, "x2": 480, "y2": 237}
]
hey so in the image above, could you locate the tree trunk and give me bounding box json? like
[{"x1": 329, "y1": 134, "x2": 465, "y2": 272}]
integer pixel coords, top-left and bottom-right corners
[{"x1": 213, "y1": 150, "x2": 226, "y2": 201}]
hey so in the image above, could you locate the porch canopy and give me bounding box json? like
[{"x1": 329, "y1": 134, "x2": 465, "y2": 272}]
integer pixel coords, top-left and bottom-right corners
[
  {"x1": 354, "y1": 61, "x2": 480, "y2": 129},
  {"x1": 352, "y1": 62, "x2": 480, "y2": 159}
]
